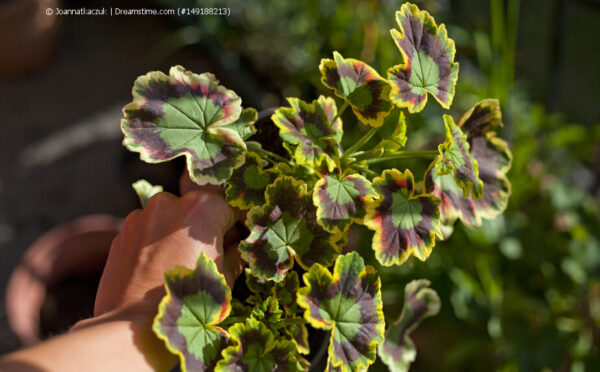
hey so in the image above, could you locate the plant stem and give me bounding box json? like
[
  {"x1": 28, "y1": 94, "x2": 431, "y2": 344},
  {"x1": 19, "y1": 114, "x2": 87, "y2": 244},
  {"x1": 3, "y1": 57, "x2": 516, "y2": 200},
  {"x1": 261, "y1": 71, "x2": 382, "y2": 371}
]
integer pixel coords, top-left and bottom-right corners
[
  {"x1": 309, "y1": 330, "x2": 330, "y2": 371},
  {"x1": 361, "y1": 150, "x2": 438, "y2": 165},
  {"x1": 276, "y1": 318, "x2": 307, "y2": 328},
  {"x1": 247, "y1": 142, "x2": 289, "y2": 163},
  {"x1": 350, "y1": 164, "x2": 377, "y2": 177},
  {"x1": 330, "y1": 101, "x2": 349, "y2": 125},
  {"x1": 342, "y1": 126, "x2": 381, "y2": 161}
]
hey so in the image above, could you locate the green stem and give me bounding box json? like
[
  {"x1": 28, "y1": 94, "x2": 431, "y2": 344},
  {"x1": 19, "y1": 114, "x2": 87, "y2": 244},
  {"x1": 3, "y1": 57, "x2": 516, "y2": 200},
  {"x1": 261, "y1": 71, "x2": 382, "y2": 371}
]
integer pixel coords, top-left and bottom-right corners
[
  {"x1": 342, "y1": 126, "x2": 381, "y2": 161},
  {"x1": 220, "y1": 316, "x2": 249, "y2": 326},
  {"x1": 247, "y1": 142, "x2": 289, "y2": 163},
  {"x1": 276, "y1": 318, "x2": 307, "y2": 328},
  {"x1": 349, "y1": 164, "x2": 377, "y2": 177},
  {"x1": 361, "y1": 150, "x2": 438, "y2": 165},
  {"x1": 330, "y1": 101, "x2": 349, "y2": 125}
]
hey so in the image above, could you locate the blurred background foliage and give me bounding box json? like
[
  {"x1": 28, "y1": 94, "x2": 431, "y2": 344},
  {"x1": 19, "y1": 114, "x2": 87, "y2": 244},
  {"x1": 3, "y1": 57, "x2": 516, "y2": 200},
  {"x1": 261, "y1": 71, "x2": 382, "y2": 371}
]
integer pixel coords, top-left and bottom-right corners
[{"x1": 149, "y1": 0, "x2": 600, "y2": 370}]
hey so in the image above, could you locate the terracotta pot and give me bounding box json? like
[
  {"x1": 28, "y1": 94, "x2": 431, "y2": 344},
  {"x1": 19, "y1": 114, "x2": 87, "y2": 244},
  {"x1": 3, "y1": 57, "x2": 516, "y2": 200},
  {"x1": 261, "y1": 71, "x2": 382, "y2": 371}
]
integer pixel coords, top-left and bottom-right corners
[
  {"x1": 5, "y1": 215, "x2": 122, "y2": 346},
  {"x1": 0, "y1": 0, "x2": 60, "y2": 78}
]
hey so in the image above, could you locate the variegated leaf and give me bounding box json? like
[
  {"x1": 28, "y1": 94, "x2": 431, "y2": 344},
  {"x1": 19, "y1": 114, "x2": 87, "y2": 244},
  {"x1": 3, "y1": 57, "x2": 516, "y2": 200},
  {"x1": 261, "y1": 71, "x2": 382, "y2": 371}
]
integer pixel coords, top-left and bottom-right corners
[
  {"x1": 225, "y1": 152, "x2": 279, "y2": 209},
  {"x1": 272, "y1": 96, "x2": 343, "y2": 172},
  {"x1": 132, "y1": 179, "x2": 163, "y2": 207},
  {"x1": 313, "y1": 174, "x2": 379, "y2": 233},
  {"x1": 364, "y1": 169, "x2": 442, "y2": 266},
  {"x1": 379, "y1": 280, "x2": 440, "y2": 372},
  {"x1": 216, "y1": 318, "x2": 304, "y2": 372},
  {"x1": 320, "y1": 51, "x2": 393, "y2": 127},
  {"x1": 436, "y1": 114, "x2": 484, "y2": 199},
  {"x1": 387, "y1": 3, "x2": 459, "y2": 113},
  {"x1": 297, "y1": 252, "x2": 385, "y2": 372},
  {"x1": 240, "y1": 176, "x2": 341, "y2": 282},
  {"x1": 425, "y1": 99, "x2": 512, "y2": 228},
  {"x1": 153, "y1": 252, "x2": 232, "y2": 372},
  {"x1": 121, "y1": 65, "x2": 246, "y2": 185}
]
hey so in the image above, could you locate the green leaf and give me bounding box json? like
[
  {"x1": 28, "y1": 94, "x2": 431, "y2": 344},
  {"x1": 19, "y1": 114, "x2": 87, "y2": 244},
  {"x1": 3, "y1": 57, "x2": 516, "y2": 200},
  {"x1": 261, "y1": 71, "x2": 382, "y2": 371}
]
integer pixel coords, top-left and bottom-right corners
[
  {"x1": 153, "y1": 252, "x2": 233, "y2": 372},
  {"x1": 364, "y1": 169, "x2": 442, "y2": 266},
  {"x1": 286, "y1": 322, "x2": 310, "y2": 356},
  {"x1": 379, "y1": 280, "x2": 440, "y2": 372},
  {"x1": 387, "y1": 3, "x2": 459, "y2": 113},
  {"x1": 272, "y1": 96, "x2": 343, "y2": 172},
  {"x1": 216, "y1": 318, "x2": 304, "y2": 372},
  {"x1": 132, "y1": 179, "x2": 163, "y2": 207},
  {"x1": 376, "y1": 109, "x2": 408, "y2": 151},
  {"x1": 225, "y1": 152, "x2": 279, "y2": 209},
  {"x1": 436, "y1": 114, "x2": 484, "y2": 199},
  {"x1": 320, "y1": 51, "x2": 393, "y2": 127},
  {"x1": 221, "y1": 107, "x2": 258, "y2": 140},
  {"x1": 425, "y1": 99, "x2": 512, "y2": 228},
  {"x1": 245, "y1": 267, "x2": 273, "y2": 306},
  {"x1": 121, "y1": 65, "x2": 246, "y2": 185},
  {"x1": 272, "y1": 271, "x2": 301, "y2": 316},
  {"x1": 313, "y1": 174, "x2": 379, "y2": 233},
  {"x1": 240, "y1": 176, "x2": 341, "y2": 282},
  {"x1": 251, "y1": 297, "x2": 284, "y2": 332},
  {"x1": 297, "y1": 252, "x2": 385, "y2": 372}
]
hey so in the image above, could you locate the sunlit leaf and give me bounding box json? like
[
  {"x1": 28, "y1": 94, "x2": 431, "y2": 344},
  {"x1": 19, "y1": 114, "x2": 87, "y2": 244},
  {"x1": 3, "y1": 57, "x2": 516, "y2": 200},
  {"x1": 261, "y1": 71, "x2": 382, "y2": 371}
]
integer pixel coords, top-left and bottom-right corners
[
  {"x1": 297, "y1": 252, "x2": 385, "y2": 372},
  {"x1": 121, "y1": 65, "x2": 246, "y2": 185},
  {"x1": 313, "y1": 174, "x2": 379, "y2": 233},
  {"x1": 376, "y1": 109, "x2": 408, "y2": 151},
  {"x1": 153, "y1": 252, "x2": 232, "y2": 372},
  {"x1": 458, "y1": 99, "x2": 512, "y2": 220},
  {"x1": 225, "y1": 152, "x2": 279, "y2": 209},
  {"x1": 364, "y1": 169, "x2": 442, "y2": 266},
  {"x1": 272, "y1": 96, "x2": 343, "y2": 172},
  {"x1": 132, "y1": 179, "x2": 163, "y2": 207},
  {"x1": 240, "y1": 176, "x2": 341, "y2": 282},
  {"x1": 320, "y1": 51, "x2": 393, "y2": 127},
  {"x1": 221, "y1": 107, "x2": 258, "y2": 140},
  {"x1": 387, "y1": 3, "x2": 459, "y2": 113},
  {"x1": 379, "y1": 280, "x2": 440, "y2": 372},
  {"x1": 251, "y1": 297, "x2": 284, "y2": 333},
  {"x1": 216, "y1": 318, "x2": 304, "y2": 372},
  {"x1": 436, "y1": 114, "x2": 483, "y2": 199},
  {"x1": 425, "y1": 99, "x2": 512, "y2": 228}
]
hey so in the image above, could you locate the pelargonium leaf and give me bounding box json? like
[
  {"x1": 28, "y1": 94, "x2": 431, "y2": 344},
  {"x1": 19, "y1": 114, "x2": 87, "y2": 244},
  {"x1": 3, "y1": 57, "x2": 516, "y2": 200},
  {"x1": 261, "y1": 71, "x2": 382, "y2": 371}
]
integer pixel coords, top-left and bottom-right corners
[
  {"x1": 132, "y1": 179, "x2": 163, "y2": 207},
  {"x1": 286, "y1": 322, "x2": 310, "y2": 356},
  {"x1": 458, "y1": 99, "x2": 512, "y2": 220},
  {"x1": 251, "y1": 297, "x2": 284, "y2": 332},
  {"x1": 272, "y1": 96, "x2": 343, "y2": 172},
  {"x1": 425, "y1": 99, "x2": 512, "y2": 228},
  {"x1": 436, "y1": 114, "x2": 484, "y2": 199},
  {"x1": 320, "y1": 51, "x2": 393, "y2": 127},
  {"x1": 225, "y1": 152, "x2": 279, "y2": 209},
  {"x1": 153, "y1": 252, "x2": 233, "y2": 372},
  {"x1": 313, "y1": 174, "x2": 379, "y2": 233},
  {"x1": 376, "y1": 109, "x2": 408, "y2": 151},
  {"x1": 216, "y1": 318, "x2": 304, "y2": 372},
  {"x1": 297, "y1": 252, "x2": 385, "y2": 372},
  {"x1": 221, "y1": 107, "x2": 258, "y2": 140},
  {"x1": 379, "y1": 280, "x2": 440, "y2": 372},
  {"x1": 387, "y1": 3, "x2": 459, "y2": 113},
  {"x1": 121, "y1": 65, "x2": 247, "y2": 185},
  {"x1": 272, "y1": 271, "x2": 300, "y2": 315},
  {"x1": 240, "y1": 176, "x2": 341, "y2": 282},
  {"x1": 364, "y1": 169, "x2": 442, "y2": 266}
]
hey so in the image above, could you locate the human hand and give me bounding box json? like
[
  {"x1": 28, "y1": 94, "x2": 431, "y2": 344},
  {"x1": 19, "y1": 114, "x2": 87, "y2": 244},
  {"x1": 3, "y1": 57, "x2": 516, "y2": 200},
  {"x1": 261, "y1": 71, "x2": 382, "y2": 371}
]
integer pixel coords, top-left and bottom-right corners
[{"x1": 93, "y1": 173, "x2": 243, "y2": 321}]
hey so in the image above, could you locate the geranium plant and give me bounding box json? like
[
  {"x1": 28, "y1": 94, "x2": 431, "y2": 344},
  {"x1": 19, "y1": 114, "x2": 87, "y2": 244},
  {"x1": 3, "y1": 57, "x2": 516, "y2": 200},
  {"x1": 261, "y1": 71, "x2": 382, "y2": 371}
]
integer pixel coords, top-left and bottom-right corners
[{"x1": 120, "y1": 3, "x2": 512, "y2": 371}]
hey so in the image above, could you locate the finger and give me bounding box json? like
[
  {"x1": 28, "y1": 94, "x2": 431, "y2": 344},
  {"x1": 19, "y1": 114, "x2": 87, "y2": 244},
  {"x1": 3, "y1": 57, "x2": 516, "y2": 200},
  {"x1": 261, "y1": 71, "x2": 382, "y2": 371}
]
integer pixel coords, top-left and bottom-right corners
[{"x1": 222, "y1": 243, "x2": 243, "y2": 288}]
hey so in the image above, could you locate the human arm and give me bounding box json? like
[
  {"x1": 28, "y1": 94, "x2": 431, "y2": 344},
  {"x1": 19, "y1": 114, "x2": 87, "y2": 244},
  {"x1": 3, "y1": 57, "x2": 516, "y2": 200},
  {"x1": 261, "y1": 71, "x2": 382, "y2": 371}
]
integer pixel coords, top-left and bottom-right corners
[{"x1": 0, "y1": 185, "x2": 242, "y2": 372}]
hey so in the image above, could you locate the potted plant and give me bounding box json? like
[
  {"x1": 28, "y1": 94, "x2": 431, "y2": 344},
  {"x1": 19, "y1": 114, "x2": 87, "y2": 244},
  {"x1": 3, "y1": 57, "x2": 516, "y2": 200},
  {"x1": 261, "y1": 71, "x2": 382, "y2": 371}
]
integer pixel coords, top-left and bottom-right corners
[{"x1": 102, "y1": 3, "x2": 513, "y2": 370}]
